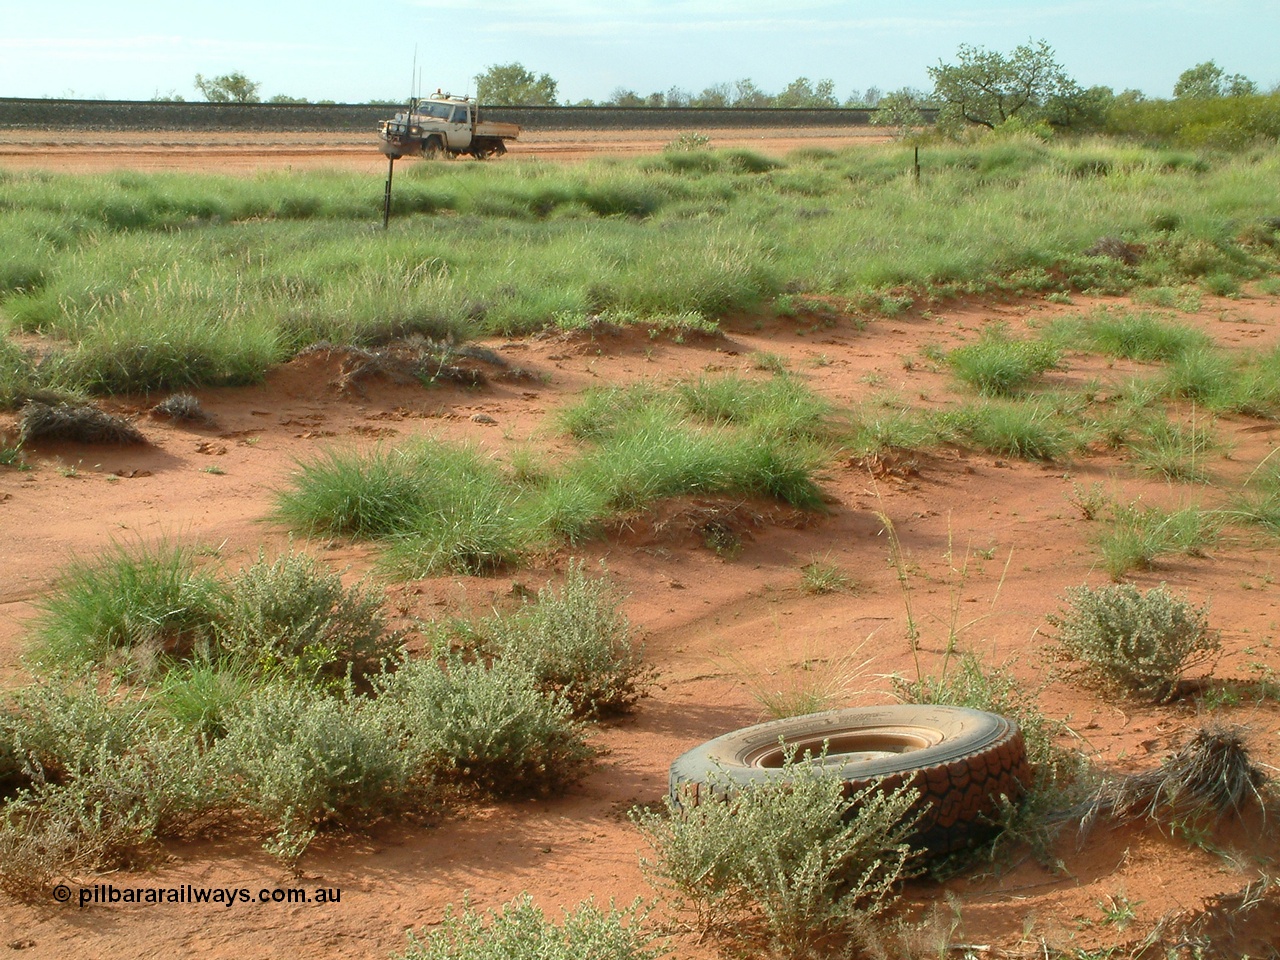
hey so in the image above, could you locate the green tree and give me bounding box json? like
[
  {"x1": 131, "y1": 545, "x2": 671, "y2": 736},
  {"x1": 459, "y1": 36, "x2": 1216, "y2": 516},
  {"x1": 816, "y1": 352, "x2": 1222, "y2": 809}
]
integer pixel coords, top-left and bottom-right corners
[
  {"x1": 607, "y1": 87, "x2": 644, "y2": 107},
  {"x1": 194, "y1": 72, "x2": 261, "y2": 103},
  {"x1": 870, "y1": 87, "x2": 926, "y2": 139},
  {"x1": 474, "y1": 63, "x2": 558, "y2": 105},
  {"x1": 928, "y1": 39, "x2": 1083, "y2": 131},
  {"x1": 1043, "y1": 84, "x2": 1116, "y2": 132},
  {"x1": 773, "y1": 77, "x2": 838, "y2": 108},
  {"x1": 665, "y1": 86, "x2": 692, "y2": 108},
  {"x1": 693, "y1": 83, "x2": 731, "y2": 107},
  {"x1": 732, "y1": 78, "x2": 772, "y2": 108},
  {"x1": 1173, "y1": 60, "x2": 1258, "y2": 99}
]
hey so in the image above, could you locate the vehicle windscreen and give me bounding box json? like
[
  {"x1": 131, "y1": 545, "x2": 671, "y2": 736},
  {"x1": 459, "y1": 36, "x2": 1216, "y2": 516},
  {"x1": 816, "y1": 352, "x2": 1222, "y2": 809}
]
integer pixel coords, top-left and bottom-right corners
[{"x1": 420, "y1": 102, "x2": 453, "y2": 120}]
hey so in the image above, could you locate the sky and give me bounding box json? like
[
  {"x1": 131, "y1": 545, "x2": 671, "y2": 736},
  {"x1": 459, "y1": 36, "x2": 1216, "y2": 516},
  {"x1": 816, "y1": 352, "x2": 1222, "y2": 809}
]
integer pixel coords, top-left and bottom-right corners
[{"x1": 2, "y1": 1, "x2": 1277, "y2": 105}]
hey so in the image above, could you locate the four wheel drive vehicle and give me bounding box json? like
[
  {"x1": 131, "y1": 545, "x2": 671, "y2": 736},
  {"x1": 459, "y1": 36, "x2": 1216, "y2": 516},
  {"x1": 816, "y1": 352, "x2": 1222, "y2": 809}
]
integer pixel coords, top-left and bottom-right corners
[{"x1": 378, "y1": 91, "x2": 520, "y2": 160}]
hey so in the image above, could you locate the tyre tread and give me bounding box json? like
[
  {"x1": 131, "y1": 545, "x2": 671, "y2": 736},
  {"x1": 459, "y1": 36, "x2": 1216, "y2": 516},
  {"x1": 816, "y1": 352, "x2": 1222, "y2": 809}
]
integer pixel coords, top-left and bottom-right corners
[{"x1": 669, "y1": 706, "x2": 1031, "y2": 856}]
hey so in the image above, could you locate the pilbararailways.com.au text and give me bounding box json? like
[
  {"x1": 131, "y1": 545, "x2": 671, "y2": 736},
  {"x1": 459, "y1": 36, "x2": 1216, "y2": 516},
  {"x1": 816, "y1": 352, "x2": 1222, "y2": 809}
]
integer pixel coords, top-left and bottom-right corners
[{"x1": 58, "y1": 883, "x2": 342, "y2": 909}]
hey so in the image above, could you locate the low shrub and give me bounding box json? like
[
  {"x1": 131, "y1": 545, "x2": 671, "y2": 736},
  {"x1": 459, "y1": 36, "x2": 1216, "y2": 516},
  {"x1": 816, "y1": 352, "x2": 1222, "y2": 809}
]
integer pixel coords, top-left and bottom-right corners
[
  {"x1": 631, "y1": 750, "x2": 920, "y2": 953},
  {"x1": 0, "y1": 742, "x2": 212, "y2": 898},
  {"x1": 213, "y1": 549, "x2": 399, "y2": 687},
  {"x1": 5, "y1": 679, "x2": 155, "y2": 782},
  {"x1": 0, "y1": 682, "x2": 221, "y2": 898},
  {"x1": 396, "y1": 895, "x2": 662, "y2": 960},
  {"x1": 1047, "y1": 583, "x2": 1220, "y2": 702},
  {"x1": 476, "y1": 560, "x2": 652, "y2": 718},
  {"x1": 376, "y1": 658, "x2": 593, "y2": 798},
  {"x1": 212, "y1": 683, "x2": 418, "y2": 865}
]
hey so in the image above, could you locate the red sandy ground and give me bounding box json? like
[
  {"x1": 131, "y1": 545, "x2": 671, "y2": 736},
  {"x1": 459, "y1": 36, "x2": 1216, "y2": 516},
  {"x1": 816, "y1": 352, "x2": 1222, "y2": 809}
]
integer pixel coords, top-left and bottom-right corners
[
  {"x1": 1, "y1": 131, "x2": 1279, "y2": 958},
  {"x1": 0, "y1": 127, "x2": 890, "y2": 172}
]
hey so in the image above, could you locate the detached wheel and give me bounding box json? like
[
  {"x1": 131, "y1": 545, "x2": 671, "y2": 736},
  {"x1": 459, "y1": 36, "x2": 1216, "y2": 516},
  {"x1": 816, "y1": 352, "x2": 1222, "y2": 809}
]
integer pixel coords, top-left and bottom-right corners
[{"x1": 669, "y1": 705, "x2": 1030, "y2": 856}]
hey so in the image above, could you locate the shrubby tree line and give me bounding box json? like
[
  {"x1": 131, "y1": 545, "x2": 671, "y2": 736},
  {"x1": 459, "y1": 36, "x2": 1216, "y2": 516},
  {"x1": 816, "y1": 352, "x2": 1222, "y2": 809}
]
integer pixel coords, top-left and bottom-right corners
[
  {"x1": 154, "y1": 72, "x2": 334, "y2": 104},
  {"x1": 171, "y1": 65, "x2": 884, "y2": 109},
  {"x1": 878, "y1": 43, "x2": 1275, "y2": 145},
  {"x1": 474, "y1": 62, "x2": 883, "y2": 108},
  {"x1": 176, "y1": 47, "x2": 1276, "y2": 147}
]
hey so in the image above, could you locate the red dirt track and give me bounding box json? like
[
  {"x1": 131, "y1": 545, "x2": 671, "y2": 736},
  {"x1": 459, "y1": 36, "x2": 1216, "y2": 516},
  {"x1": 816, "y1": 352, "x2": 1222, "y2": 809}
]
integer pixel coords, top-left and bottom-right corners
[
  {"x1": 1, "y1": 128, "x2": 1279, "y2": 958},
  {"x1": 0, "y1": 127, "x2": 889, "y2": 172}
]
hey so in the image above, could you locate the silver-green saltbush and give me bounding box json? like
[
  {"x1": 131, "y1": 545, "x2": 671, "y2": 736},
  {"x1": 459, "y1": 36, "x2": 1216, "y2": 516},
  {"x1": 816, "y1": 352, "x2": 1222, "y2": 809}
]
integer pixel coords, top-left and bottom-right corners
[
  {"x1": 396, "y1": 895, "x2": 662, "y2": 960},
  {"x1": 213, "y1": 549, "x2": 399, "y2": 687},
  {"x1": 631, "y1": 752, "x2": 920, "y2": 951},
  {"x1": 479, "y1": 560, "x2": 651, "y2": 719},
  {"x1": 1048, "y1": 583, "x2": 1219, "y2": 702},
  {"x1": 0, "y1": 682, "x2": 220, "y2": 896},
  {"x1": 212, "y1": 683, "x2": 416, "y2": 864},
  {"x1": 376, "y1": 657, "x2": 593, "y2": 797}
]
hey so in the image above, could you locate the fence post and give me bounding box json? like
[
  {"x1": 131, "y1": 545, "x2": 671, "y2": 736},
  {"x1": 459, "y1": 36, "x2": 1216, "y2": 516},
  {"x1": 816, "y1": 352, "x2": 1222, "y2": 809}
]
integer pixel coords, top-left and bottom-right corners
[{"x1": 382, "y1": 155, "x2": 395, "y2": 229}]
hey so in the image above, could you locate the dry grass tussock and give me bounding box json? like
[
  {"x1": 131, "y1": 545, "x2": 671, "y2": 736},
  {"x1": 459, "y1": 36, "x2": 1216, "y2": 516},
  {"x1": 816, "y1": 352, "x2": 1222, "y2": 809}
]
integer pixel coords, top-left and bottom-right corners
[
  {"x1": 150, "y1": 393, "x2": 215, "y2": 425},
  {"x1": 1074, "y1": 724, "x2": 1268, "y2": 833},
  {"x1": 298, "y1": 338, "x2": 515, "y2": 396},
  {"x1": 18, "y1": 401, "x2": 145, "y2": 444}
]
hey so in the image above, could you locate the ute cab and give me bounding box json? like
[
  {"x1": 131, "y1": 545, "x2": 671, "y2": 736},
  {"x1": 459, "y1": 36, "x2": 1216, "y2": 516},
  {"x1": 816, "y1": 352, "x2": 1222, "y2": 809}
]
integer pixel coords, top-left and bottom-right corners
[{"x1": 378, "y1": 91, "x2": 519, "y2": 160}]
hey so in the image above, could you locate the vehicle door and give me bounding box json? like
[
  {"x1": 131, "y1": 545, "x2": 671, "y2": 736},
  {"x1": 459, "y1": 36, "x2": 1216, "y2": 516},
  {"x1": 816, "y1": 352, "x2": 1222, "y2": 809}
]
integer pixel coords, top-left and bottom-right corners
[{"x1": 445, "y1": 104, "x2": 471, "y2": 148}]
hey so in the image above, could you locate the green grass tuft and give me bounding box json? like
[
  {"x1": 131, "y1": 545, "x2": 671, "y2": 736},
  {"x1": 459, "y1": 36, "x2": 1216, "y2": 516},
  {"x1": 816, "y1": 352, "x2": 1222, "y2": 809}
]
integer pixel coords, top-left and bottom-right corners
[
  {"x1": 32, "y1": 541, "x2": 223, "y2": 675},
  {"x1": 947, "y1": 326, "x2": 1060, "y2": 397},
  {"x1": 1049, "y1": 308, "x2": 1210, "y2": 362}
]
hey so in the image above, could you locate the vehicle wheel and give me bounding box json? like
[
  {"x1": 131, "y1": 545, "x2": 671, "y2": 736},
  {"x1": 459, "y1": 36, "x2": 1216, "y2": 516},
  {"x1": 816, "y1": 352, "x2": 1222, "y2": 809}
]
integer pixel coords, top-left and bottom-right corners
[
  {"x1": 423, "y1": 136, "x2": 445, "y2": 160},
  {"x1": 472, "y1": 138, "x2": 506, "y2": 159},
  {"x1": 668, "y1": 704, "x2": 1030, "y2": 856}
]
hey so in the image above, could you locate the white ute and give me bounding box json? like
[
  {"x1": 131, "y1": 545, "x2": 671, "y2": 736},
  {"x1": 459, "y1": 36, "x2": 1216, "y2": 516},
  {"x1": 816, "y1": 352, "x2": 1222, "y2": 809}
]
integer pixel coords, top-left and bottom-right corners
[{"x1": 378, "y1": 91, "x2": 520, "y2": 160}]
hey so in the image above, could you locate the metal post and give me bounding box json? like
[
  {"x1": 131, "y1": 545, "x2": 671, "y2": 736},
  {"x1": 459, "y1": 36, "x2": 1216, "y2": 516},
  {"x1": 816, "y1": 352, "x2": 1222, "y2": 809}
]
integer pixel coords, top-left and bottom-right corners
[
  {"x1": 913, "y1": 146, "x2": 921, "y2": 183},
  {"x1": 383, "y1": 155, "x2": 395, "y2": 229}
]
